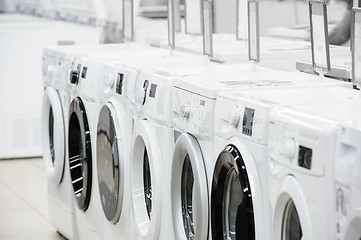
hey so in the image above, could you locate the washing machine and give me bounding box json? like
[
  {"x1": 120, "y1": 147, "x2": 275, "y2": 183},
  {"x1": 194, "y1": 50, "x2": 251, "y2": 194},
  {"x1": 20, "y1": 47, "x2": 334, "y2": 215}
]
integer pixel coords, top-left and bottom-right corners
[
  {"x1": 42, "y1": 48, "x2": 78, "y2": 240},
  {"x1": 0, "y1": 0, "x2": 106, "y2": 159},
  {"x1": 67, "y1": 56, "x2": 104, "y2": 240},
  {"x1": 268, "y1": 99, "x2": 361, "y2": 240},
  {"x1": 95, "y1": 61, "x2": 138, "y2": 240},
  {"x1": 124, "y1": 68, "x2": 177, "y2": 240},
  {"x1": 210, "y1": 85, "x2": 361, "y2": 240}
]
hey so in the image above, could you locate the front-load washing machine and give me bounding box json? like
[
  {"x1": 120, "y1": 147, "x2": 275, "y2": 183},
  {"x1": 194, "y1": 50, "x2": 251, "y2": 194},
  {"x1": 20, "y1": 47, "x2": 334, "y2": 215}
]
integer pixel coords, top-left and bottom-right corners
[
  {"x1": 67, "y1": 56, "x2": 104, "y2": 240},
  {"x1": 0, "y1": 0, "x2": 106, "y2": 159},
  {"x1": 42, "y1": 49, "x2": 78, "y2": 240},
  {"x1": 269, "y1": 99, "x2": 361, "y2": 240},
  {"x1": 268, "y1": 107, "x2": 339, "y2": 240},
  {"x1": 210, "y1": 85, "x2": 360, "y2": 240},
  {"x1": 127, "y1": 69, "x2": 177, "y2": 240},
  {"x1": 95, "y1": 61, "x2": 138, "y2": 240}
]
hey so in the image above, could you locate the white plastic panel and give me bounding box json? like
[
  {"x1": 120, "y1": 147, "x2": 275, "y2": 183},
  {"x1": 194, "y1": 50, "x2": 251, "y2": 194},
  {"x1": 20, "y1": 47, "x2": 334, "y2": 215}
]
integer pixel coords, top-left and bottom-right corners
[{"x1": 172, "y1": 86, "x2": 215, "y2": 139}]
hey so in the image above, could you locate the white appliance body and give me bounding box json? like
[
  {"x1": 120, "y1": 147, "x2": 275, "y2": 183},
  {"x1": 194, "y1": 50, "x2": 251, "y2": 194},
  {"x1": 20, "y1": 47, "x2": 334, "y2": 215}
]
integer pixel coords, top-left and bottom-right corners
[
  {"x1": 67, "y1": 57, "x2": 104, "y2": 240},
  {"x1": 42, "y1": 47, "x2": 78, "y2": 240}
]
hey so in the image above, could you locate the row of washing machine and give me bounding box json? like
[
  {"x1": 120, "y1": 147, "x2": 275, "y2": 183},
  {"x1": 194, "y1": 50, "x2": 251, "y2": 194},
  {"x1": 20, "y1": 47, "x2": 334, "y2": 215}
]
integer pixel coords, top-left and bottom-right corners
[{"x1": 42, "y1": 42, "x2": 361, "y2": 240}]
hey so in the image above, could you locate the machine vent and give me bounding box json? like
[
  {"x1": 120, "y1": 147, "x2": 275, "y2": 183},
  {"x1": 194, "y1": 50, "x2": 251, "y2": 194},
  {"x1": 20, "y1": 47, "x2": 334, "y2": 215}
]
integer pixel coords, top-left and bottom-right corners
[
  {"x1": 32, "y1": 119, "x2": 41, "y2": 147},
  {"x1": 12, "y1": 119, "x2": 29, "y2": 148}
]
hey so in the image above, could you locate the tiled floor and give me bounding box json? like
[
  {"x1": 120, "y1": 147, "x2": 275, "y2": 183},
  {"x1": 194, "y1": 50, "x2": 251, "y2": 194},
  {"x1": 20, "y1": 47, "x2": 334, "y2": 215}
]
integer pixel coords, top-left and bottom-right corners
[{"x1": 0, "y1": 158, "x2": 65, "y2": 240}]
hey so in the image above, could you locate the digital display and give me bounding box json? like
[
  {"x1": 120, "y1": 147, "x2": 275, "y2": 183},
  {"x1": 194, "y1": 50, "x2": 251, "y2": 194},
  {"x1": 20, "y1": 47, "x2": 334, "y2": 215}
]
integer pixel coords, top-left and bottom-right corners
[
  {"x1": 298, "y1": 145, "x2": 312, "y2": 170},
  {"x1": 81, "y1": 66, "x2": 87, "y2": 79},
  {"x1": 116, "y1": 73, "x2": 124, "y2": 95},
  {"x1": 149, "y1": 83, "x2": 157, "y2": 98},
  {"x1": 242, "y1": 107, "x2": 255, "y2": 136}
]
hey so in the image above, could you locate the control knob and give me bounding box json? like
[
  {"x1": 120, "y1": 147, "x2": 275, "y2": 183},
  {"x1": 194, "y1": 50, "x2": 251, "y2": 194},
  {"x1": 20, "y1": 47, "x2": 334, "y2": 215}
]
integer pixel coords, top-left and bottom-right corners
[
  {"x1": 181, "y1": 105, "x2": 190, "y2": 119},
  {"x1": 283, "y1": 138, "x2": 296, "y2": 160},
  {"x1": 229, "y1": 106, "x2": 241, "y2": 127}
]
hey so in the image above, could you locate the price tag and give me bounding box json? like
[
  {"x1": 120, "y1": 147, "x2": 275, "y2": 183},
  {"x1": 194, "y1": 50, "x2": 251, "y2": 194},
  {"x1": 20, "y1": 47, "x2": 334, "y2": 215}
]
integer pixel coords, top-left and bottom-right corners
[
  {"x1": 309, "y1": 1, "x2": 330, "y2": 72},
  {"x1": 123, "y1": 0, "x2": 133, "y2": 41},
  {"x1": 168, "y1": 0, "x2": 175, "y2": 49},
  {"x1": 185, "y1": 0, "x2": 202, "y2": 34},
  {"x1": 237, "y1": 0, "x2": 248, "y2": 40},
  {"x1": 202, "y1": 0, "x2": 213, "y2": 56},
  {"x1": 248, "y1": 0, "x2": 260, "y2": 62},
  {"x1": 352, "y1": 9, "x2": 361, "y2": 88}
]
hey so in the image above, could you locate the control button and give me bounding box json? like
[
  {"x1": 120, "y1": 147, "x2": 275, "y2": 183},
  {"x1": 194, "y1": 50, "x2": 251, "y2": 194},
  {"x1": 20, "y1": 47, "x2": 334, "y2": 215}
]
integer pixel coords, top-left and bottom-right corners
[
  {"x1": 70, "y1": 64, "x2": 81, "y2": 85},
  {"x1": 229, "y1": 106, "x2": 241, "y2": 127},
  {"x1": 181, "y1": 105, "x2": 190, "y2": 119},
  {"x1": 283, "y1": 138, "x2": 296, "y2": 160}
]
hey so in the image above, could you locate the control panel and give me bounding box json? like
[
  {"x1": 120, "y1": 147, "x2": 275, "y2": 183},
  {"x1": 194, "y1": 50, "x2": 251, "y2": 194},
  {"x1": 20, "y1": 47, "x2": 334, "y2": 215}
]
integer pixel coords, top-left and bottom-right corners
[
  {"x1": 173, "y1": 86, "x2": 214, "y2": 139},
  {"x1": 214, "y1": 95, "x2": 269, "y2": 145},
  {"x1": 72, "y1": 58, "x2": 102, "y2": 102},
  {"x1": 132, "y1": 71, "x2": 173, "y2": 126},
  {"x1": 268, "y1": 107, "x2": 337, "y2": 176},
  {"x1": 99, "y1": 64, "x2": 135, "y2": 102}
]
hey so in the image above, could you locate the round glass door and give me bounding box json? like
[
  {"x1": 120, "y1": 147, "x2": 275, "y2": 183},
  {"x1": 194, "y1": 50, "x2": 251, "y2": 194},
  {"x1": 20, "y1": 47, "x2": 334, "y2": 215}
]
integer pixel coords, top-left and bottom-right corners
[
  {"x1": 211, "y1": 145, "x2": 255, "y2": 240},
  {"x1": 97, "y1": 104, "x2": 124, "y2": 223},
  {"x1": 181, "y1": 155, "x2": 194, "y2": 239},
  {"x1": 68, "y1": 97, "x2": 92, "y2": 211},
  {"x1": 282, "y1": 200, "x2": 302, "y2": 240},
  {"x1": 143, "y1": 149, "x2": 152, "y2": 219}
]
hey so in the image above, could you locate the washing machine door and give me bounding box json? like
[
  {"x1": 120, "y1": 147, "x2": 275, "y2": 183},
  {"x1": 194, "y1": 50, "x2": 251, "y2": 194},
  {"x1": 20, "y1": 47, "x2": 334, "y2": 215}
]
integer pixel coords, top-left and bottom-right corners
[
  {"x1": 42, "y1": 87, "x2": 65, "y2": 185},
  {"x1": 68, "y1": 97, "x2": 92, "y2": 211},
  {"x1": 273, "y1": 176, "x2": 312, "y2": 240},
  {"x1": 211, "y1": 144, "x2": 256, "y2": 240},
  {"x1": 131, "y1": 120, "x2": 162, "y2": 239},
  {"x1": 97, "y1": 102, "x2": 126, "y2": 224},
  {"x1": 171, "y1": 134, "x2": 208, "y2": 240}
]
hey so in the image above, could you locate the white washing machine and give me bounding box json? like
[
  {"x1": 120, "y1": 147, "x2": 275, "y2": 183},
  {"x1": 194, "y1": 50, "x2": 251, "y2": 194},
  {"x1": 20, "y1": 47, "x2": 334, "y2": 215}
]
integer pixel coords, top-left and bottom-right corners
[
  {"x1": 268, "y1": 107, "x2": 339, "y2": 240},
  {"x1": 211, "y1": 86, "x2": 360, "y2": 240},
  {"x1": 67, "y1": 56, "x2": 104, "y2": 240},
  {"x1": 42, "y1": 48, "x2": 78, "y2": 240},
  {"x1": 127, "y1": 69, "x2": 176, "y2": 240},
  {"x1": 0, "y1": 0, "x2": 106, "y2": 159},
  {"x1": 95, "y1": 61, "x2": 138, "y2": 240},
  {"x1": 270, "y1": 99, "x2": 361, "y2": 240}
]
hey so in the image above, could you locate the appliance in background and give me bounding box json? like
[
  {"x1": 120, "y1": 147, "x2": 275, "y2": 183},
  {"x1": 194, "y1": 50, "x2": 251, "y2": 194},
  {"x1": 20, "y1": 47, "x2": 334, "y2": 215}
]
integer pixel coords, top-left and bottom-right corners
[{"x1": 0, "y1": 0, "x2": 107, "y2": 159}]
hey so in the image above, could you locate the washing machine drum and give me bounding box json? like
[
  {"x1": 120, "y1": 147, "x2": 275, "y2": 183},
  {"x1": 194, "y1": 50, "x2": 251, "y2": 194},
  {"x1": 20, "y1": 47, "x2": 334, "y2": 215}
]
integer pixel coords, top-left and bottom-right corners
[
  {"x1": 97, "y1": 104, "x2": 124, "y2": 224},
  {"x1": 211, "y1": 145, "x2": 255, "y2": 240},
  {"x1": 68, "y1": 97, "x2": 92, "y2": 211}
]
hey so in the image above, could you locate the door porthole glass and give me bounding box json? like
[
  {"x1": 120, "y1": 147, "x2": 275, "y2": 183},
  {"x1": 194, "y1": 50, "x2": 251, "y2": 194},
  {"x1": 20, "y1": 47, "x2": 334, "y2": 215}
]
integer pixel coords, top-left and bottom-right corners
[
  {"x1": 282, "y1": 200, "x2": 302, "y2": 240},
  {"x1": 143, "y1": 149, "x2": 152, "y2": 219},
  {"x1": 211, "y1": 145, "x2": 255, "y2": 240},
  {"x1": 68, "y1": 98, "x2": 92, "y2": 211},
  {"x1": 181, "y1": 155, "x2": 195, "y2": 239},
  {"x1": 97, "y1": 105, "x2": 122, "y2": 224},
  {"x1": 49, "y1": 106, "x2": 55, "y2": 165}
]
